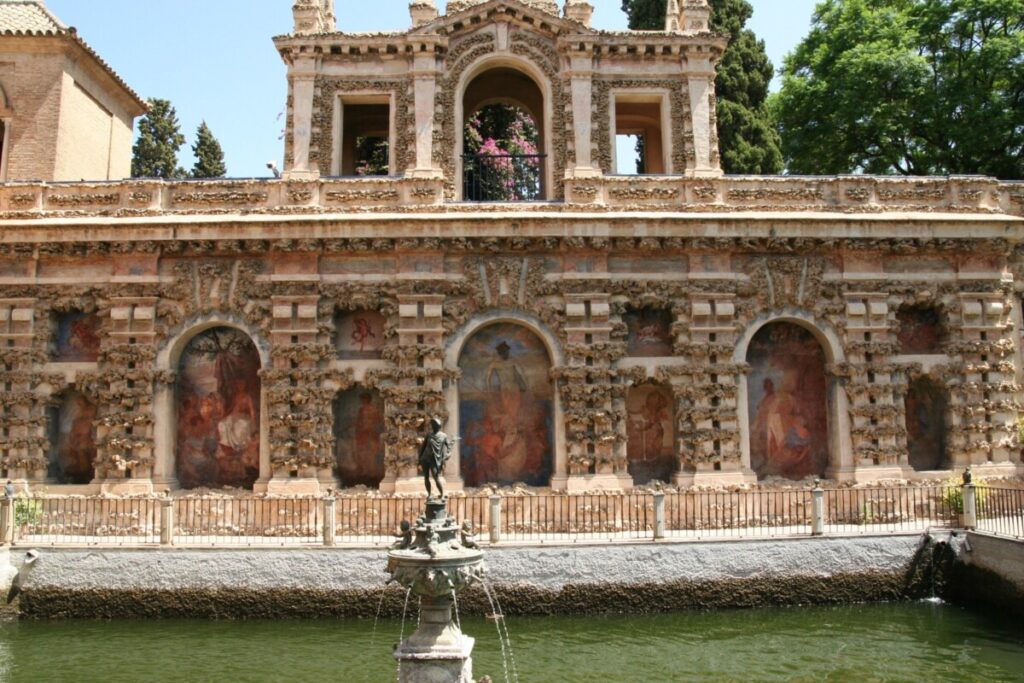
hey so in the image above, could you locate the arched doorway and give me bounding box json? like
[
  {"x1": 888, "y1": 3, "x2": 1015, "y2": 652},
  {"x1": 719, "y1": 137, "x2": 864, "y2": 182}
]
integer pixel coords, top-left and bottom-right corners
[
  {"x1": 175, "y1": 327, "x2": 261, "y2": 489},
  {"x1": 746, "y1": 322, "x2": 829, "y2": 480},
  {"x1": 334, "y1": 387, "x2": 386, "y2": 487},
  {"x1": 458, "y1": 323, "x2": 554, "y2": 487},
  {"x1": 47, "y1": 391, "x2": 97, "y2": 484},
  {"x1": 905, "y1": 377, "x2": 949, "y2": 471},
  {"x1": 461, "y1": 67, "x2": 546, "y2": 201},
  {"x1": 626, "y1": 383, "x2": 676, "y2": 484}
]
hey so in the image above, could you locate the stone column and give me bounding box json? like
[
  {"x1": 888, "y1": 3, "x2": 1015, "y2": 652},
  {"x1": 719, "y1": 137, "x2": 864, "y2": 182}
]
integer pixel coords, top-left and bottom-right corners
[
  {"x1": 409, "y1": 48, "x2": 443, "y2": 178},
  {"x1": 284, "y1": 57, "x2": 320, "y2": 181},
  {"x1": 684, "y1": 51, "x2": 721, "y2": 178},
  {"x1": 565, "y1": 50, "x2": 600, "y2": 178}
]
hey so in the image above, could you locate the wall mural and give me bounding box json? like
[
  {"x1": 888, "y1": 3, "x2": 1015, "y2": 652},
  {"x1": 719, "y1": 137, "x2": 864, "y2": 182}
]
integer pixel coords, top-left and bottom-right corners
[
  {"x1": 336, "y1": 310, "x2": 386, "y2": 359},
  {"x1": 897, "y1": 306, "x2": 944, "y2": 354},
  {"x1": 458, "y1": 323, "x2": 553, "y2": 487},
  {"x1": 905, "y1": 377, "x2": 949, "y2": 471},
  {"x1": 747, "y1": 322, "x2": 829, "y2": 480},
  {"x1": 176, "y1": 327, "x2": 261, "y2": 489},
  {"x1": 334, "y1": 387, "x2": 386, "y2": 487},
  {"x1": 47, "y1": 392, "x2": 96, "y2": 484},
  {"x1": 626, "y1": 384, "x2": 676, "y2": 484},
  {"x1": 623, "y1": 307, "x2": 674, "y2": 357},
  {"x1": 53, "y1": 311, "x2": 101, "y2": 362}
]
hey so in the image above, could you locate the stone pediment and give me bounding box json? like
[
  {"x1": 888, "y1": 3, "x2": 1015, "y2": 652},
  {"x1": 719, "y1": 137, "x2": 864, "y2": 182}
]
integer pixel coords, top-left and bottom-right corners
[{"x1": 417, "y1": 0, "x2": 594, "y2": 38}]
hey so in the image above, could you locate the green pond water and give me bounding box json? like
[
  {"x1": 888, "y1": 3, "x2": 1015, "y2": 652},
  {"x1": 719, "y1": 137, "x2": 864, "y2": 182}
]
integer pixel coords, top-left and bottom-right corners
[{"x1": 0, "y1": 602, "x2": 1021, "y2": 682}]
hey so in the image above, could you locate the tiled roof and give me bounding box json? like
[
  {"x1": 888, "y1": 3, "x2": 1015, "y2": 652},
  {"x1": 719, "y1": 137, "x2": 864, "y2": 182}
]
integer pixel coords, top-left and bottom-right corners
[
  {"x1": 0, "y1": 0, "x2": 66, "y2": 34},
  {"x1": 0, "y1": 0, "x2": 146, "y2": 114}
]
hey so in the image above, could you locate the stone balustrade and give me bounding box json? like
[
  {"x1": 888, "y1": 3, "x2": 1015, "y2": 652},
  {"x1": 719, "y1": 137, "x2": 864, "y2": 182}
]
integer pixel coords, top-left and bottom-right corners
[{"x1": 0, "y1": 174, "x2": 1020, "y2": 219}]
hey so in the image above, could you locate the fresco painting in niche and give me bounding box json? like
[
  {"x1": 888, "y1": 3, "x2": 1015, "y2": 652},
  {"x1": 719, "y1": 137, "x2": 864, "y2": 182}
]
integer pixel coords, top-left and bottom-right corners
[
  {"x1": 624, "y1": 308, "x2": 674, "y2": 357},
  {"x1": 176, "y1": 328, "x2": 261, "y2": 489},
  {"x1": 53, "y1": 311, "x2": 100, "y2": 361},
  {"x1": 459, "y1": 323, "x2": 553, "y2": 487},
  {"x1": 47, "y1": 392, "x2": 96, "y2": 484},
  {"x1": 906, "y1": 377, "x2": 949, "y2": 471},
  {"x1": 747, "y1": 323, "x2": 829, "y2": 480},
  {"x1": 334, "y1": 388, "x2": 386, "y2": 487},
  {"x1": 336, "y1": 310, "x2": 386, "y2": 359},
  {"x1": 897, "y1": 306, "x2": 944, "y2": 354},
  {"x1": 626, "y1": 384, "x2": 676, "y2": 484}
]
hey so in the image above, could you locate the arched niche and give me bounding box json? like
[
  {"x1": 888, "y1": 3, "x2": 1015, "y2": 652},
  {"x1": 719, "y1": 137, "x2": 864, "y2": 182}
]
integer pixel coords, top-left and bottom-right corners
[
  {"x1": 745, "y1": 321, "x2": 831, "y2": 480},
  {"x1": 626, "y1": 382, "x2": 677, "y2": 484},
  {"x1": 334, "y1": 387, "x2": 386, "y2": 487},
  {"x1": 456, "y1": 56, "x2": 553, "y2": 201},
  {"x1": 457, "y1": 322, "x2": 554, "y2": 487},
  {"x1": 905, "y1": 376, "x2": 950, "y2": 471},
  {"x1": 175, "y1": 326, "x2": 261, "y2": 490},
  {"x1": 47, "y1": 391, "x2": 97, "y2": 485}
]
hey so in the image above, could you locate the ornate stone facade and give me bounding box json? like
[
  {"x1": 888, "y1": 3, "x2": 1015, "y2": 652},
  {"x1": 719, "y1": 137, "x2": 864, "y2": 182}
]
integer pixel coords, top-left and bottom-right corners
[{"x1": 0, "y1": 0, "x2": 1020, "y2": 494}]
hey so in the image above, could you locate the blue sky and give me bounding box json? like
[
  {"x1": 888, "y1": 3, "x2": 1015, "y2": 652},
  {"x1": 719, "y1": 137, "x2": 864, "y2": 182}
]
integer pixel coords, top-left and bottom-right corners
[{"x1": 46, "y1": 0, "x2": 820, "y2": 177}]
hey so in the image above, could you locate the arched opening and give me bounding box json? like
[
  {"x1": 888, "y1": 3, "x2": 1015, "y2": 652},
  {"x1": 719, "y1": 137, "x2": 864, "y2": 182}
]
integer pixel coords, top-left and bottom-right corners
[
  {"x1": 626, "y1": 382, "x2": 677, "y2": 484},
  {"x1": 905, "y1": 377, "x2": 950, "y2": 471},
  {"x1": 746, "y1": 322, "x2": 830, "y2": 480},
  {"x1": 175, "y1": 327, "x2": 261, "y2": 490},
  {"x1": 457, "y1": 322, "x2": 554, "y2": 487},
  {"x1": 334, "y1": 387, "x2": 386, "y2": 487},
  {"x1": 47, "y1": 391, "x2": 96, "y2": 484},
  {"x1": 461, "y1": 67, "x2": 546, "y2": 201},
  {"x1": 897, "y1": 305, "x2": 946, "y2": 354}
]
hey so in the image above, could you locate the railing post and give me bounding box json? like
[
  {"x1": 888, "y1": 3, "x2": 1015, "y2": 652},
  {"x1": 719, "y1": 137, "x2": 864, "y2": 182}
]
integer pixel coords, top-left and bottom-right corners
[
  {"x1": 489, "y1": 495, "x2": 501, "y2": 544},
  {"x1": 653, "y1": 492, "x2": 666, "y2": 540},
  {"x1": 811, "y1": 483, "x2": 825, "y2": 536},
  {"x1": 322, "y1": 495, "x2": 336, "y2": 547},
  {"x1": 0, "y1": 496, "x2": 12, "y2": 545},
  {"x1": 160, "y1": 495, "x2": 174, "y2": 546},
  {"x1": 962, "y1": 483, "x2": 977, "y2": 530}
]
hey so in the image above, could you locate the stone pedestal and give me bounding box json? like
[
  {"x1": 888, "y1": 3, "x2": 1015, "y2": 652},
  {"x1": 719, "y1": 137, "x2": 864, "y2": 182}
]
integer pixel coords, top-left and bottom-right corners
[{"x1": 394, "y1": 595, "x2": 475, "y2": 683}]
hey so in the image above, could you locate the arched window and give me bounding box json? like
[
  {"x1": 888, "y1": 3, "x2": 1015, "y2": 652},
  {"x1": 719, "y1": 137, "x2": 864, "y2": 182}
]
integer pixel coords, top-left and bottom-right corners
[
  {"x1": 746, "y1": 322, "x2": 830, "y2": 480},
  {"x1": 461, "y1": 67, "x2": 546, "y2": 201},
  {"x1": 458, "y1": 323, "x2": 554, "y2": 487},
  {"x1": 175, "y1": 327, "x2": 261, "y2": 490}
]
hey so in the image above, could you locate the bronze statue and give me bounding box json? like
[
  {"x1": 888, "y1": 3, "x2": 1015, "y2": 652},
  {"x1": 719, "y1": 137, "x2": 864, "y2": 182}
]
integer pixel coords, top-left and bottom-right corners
[
  {"x1": 391, "y1": 520, "x2": 413, "y2": 550},
  {"x1": 418, "y1": 417, "x2": 452, "y2": 499}
]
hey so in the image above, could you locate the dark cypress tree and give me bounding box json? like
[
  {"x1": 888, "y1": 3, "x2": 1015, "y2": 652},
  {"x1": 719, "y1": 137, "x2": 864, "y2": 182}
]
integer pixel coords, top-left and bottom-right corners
[
  {"x1": 131, "y1": 98, "x2": 186, "y2": 179},
  {"x1": 190, "y1": 121, "x2": 228, "y2": 179},
  {"x1": 621, "y1": 0, "x2": 783, "y2": 174}
]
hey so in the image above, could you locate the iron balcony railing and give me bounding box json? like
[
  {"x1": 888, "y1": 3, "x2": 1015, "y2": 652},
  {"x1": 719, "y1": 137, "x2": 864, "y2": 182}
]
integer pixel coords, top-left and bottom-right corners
[{"x1": 462, "y1": 153, "x2": 546, "y2": 202}]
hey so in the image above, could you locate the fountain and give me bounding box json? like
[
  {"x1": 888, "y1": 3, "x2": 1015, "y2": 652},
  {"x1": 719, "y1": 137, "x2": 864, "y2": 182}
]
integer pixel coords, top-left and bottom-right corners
[{"x1": 385, "y1": 418, "x2": 486, "y2": 683}]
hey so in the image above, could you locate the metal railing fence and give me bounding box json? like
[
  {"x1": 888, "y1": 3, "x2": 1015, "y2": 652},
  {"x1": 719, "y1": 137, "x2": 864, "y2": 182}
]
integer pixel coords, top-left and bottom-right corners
[
  {"x1": 1, "y1": 483, "x2": 1018, "y2": 548},
  {"x1": 462, "y1": 153, "x2": 545, "y2": 202}
]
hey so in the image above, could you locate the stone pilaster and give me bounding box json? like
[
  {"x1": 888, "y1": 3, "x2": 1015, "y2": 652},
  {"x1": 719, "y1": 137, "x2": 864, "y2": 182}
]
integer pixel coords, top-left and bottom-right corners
[
  {"x1": 284, "y1": 57, "x2": 320, "y2": 180},
  {"x1": 565, "y1": 48, "x2": 600, "y2": 178},
  {"x1": 409, "y1": 48, "x2": 443, "y2": 178},
  {"x1": 0, "y1": 299, "x2": 47, "y2": 484}
]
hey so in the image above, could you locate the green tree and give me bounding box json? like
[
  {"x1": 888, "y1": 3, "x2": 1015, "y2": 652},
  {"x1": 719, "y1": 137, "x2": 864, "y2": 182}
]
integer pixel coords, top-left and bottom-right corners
[
  {"x1": 131, "y1": 98, "x2": 186, "y2": 179},
  {"x1": 190, "y1": 121, "x2": 227, "y2": 178},
  {"x1": 774, "y1": 0, "x2": 1024, "y2": 179},
  {"x1": 621, "y1": 0, "x2": 783, "y2": 173}
]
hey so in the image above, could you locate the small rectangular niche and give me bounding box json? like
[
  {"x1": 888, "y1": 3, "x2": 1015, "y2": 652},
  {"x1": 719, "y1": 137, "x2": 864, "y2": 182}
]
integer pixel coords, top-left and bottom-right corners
[
  {"x1": 613, "y1": 95, "x2": 667, "y2": 175},
  {"x1": 337, "y1": 98, "x2": 392, "y2": 176}
]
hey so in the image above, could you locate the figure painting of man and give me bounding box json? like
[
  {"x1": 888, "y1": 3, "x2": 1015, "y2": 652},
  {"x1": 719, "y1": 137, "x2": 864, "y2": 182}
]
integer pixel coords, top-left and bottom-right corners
[
  {"x1": 54, "y1": 311, "x2": 101, "y2": 362},
  {"x1": 336, "y1": 310, "x2": 386, "y2": 359},
  {"x1": 626, "y1": 384, "x2": 676, "y2": 484},
  {"x1": 176, "y1": 328, "x2": 261, "y2": 489},
  {"x1": 459, "y1": 323, "x2": 553, "y2": 487},
  {"x1": 48, "y1": 392, "x2": 97, "y2": 484},
  {"x1": 335, "y1": 388, "x2": 386, "y2": 487},
  {"x1": 747, "y1": 323, "x2": 828, "y2": 480}
]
